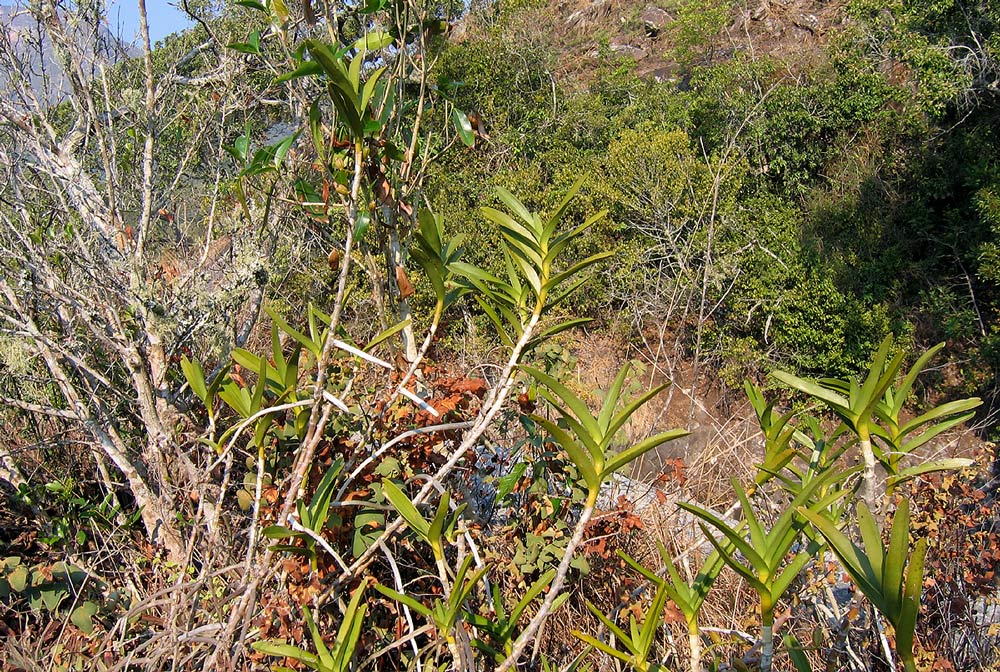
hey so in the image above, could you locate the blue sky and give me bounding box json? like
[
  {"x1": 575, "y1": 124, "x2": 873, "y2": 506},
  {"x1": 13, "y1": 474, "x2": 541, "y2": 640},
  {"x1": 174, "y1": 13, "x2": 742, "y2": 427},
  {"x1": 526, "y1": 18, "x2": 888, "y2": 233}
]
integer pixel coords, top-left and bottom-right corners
[{"x1": 106, "y1": 0, "x2": 193, "y2": 44}]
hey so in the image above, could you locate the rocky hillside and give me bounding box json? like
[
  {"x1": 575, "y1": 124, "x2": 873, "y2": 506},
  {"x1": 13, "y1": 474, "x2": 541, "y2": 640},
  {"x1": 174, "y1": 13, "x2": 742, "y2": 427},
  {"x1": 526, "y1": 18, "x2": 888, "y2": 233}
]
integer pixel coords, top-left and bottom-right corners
[{"x1": 456, "y1": 0, "x2": 849, "y2": 87}]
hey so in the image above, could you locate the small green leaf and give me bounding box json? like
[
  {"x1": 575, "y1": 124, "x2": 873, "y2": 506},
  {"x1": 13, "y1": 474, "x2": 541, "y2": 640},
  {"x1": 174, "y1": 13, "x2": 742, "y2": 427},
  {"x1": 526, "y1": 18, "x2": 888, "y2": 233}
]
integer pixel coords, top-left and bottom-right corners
[
  {"x1": 276, "y1": 60, "x2": 323, "y2": 84},
  {"x1": 262, "y1": 525, "x2": 300, "y2": 539},
  {"x1": 352, "y1": 510, "x2": 385, "y2": 557},
  {"x1": 41, "y1": 587, "x2": 66, "y2": 611},
  {"x1": 236, "y1": 0, "x2": 267, "y2": 11},
  {"x1": 227, "y1": 30, "x2": 261, "y2": 55},
  {"x1": 451, "y1": 108, "x2": 475, "y2": 147},
  {"x1": 180, "y1": 356, "x2": 208, "y2": 403},
  {"x1": 71, "y1": 601, "x2": 99, "y2": 634},
  {"x1": 8, "y1": 565, "x2": 27, "y2": 592},
  {"x1": 354, "y1": 31, "x2": 394, "y2": 51},
  {"x1": 496, "y1": 463, "x2": 528, "y2": 501},
  {"x1": 365, "y1": 319, "x2": 411, "y2": 352},
  {"x1": 354, "y1": 211, "x2": 371, "y2": 241}
]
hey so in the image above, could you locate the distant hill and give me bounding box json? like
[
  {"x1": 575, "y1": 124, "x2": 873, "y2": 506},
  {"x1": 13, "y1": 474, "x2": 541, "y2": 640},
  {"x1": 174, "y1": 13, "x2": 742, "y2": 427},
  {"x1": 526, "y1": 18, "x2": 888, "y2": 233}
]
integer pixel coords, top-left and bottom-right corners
[{"x1": 0, "y1": 2, "x2": 137, "y2": 104}]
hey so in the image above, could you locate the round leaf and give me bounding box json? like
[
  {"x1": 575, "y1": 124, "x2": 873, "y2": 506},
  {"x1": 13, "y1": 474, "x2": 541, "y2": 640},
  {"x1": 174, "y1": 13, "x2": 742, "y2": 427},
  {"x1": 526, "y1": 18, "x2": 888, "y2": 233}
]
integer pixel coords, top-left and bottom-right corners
[{"x1": 71, "y1": 601, "x2": 99, "y2": 634}]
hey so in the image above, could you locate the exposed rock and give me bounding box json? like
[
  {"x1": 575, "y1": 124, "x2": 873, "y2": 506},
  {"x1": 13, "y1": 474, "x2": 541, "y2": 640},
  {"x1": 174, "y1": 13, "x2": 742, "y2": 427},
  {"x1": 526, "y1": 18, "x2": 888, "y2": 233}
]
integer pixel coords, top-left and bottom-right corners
[
  {"x1": 610, "y1": 42, "x2": 646, "y2": 59},
  {"x1": 792, "y1": 12, "x2": 820, "y2": 33},
  {"x1": 640, "y1": 6, "x2": 672, "y2": 36},
  {"x1": 790, "y1": 26, "x2": 812, "y2": 41},
  {"x1": 649, "y1": 66, "x2": 676, "y2": 84},
  {"x1": 565, "y1": 0, "x2": 613, "y2": 27},
  {"x1": 763, "y1": 16, "x2": 784, "y2": 37}
]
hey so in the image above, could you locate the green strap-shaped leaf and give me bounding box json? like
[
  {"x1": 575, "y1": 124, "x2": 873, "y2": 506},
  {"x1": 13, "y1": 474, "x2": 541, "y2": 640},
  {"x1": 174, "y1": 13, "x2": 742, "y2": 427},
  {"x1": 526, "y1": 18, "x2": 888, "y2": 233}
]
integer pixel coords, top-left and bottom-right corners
[
  {"x1": 603, "y1": 428, "x2": 689, "y2": 476},
  {"x1": 505, "y1": 244, "x2": 542, "y2": 295},
  {"x1": 509, "y1": 569, "x2": 556, "y2": 625},
  {"x1": 857, "y1": 336, "x2": 895, "y2": 415},
  {"x1": 333, "y1": 584, "x2": 369, "y2": 668},
  {"x1": 732, "y1": 483, "x2": 766, "y2": 560},
  {"x1": 427, "y1": 491, "x2": 451, "y2": 552},
  {"x1": 521, "y1": 366, "x2": 600, "y2": 444},
  {"x1": 482, "y1": 207, "x2": 541, "y2": 257},
  {"x1": 886, "y1": 458, "x2": 974, "y2": 487},
  {"x1": 899, "y1": 398, "x2": 981, "y2": 436},
  {"x1": 262, "y1": 525, "x2": 301, "y2": 540},
  {"x1": 303, "y1": 607, "x2": 334, "y2": 668},
  {"x1": 307, "y1": 459, "x2": 344, "y2": 532},
  {"x1": 219, "y1": 381, "x2": 252, "y2": 418},
  {"x1": 770, "y1": 551, "x2": 814, "y2": 604},
  {"x1": 449, "y1": 557, "x2": 489, "y2": 617},
  {"x1": 544, "y1": 251, "x2": 615, "y2": 293},
  {"x1": 598, "y1": 364, "x2": 631, "y2": 434},
  {"x1": 252, "y1": 640, "x2": 320, "y2": 666},
  {"x1": 694, "y1": 522, "x2": 767, "y2": 594},
  {"x1": 475, "y1": 297, "x2": 514, "y2": 347},
  {"x1": 495, "y1": 303, "x2": 526, "y2": 340},
  {"x1": 784, "y1": 634, "x2": 814, "y2": 672},
  {"x1": 798, "y1": 507, "x2": 887, "y2": 612},
  {"x1": 895, "y1": 537, "x2": 928, "y2": 665},
  {"x1": 637, "y1": 583, "x2": 669, "y2": 654},
  {"x1": 375, "y1": 583, "x2": 433, "y2": 618},
  {"x1": 546, "y1": 177, "x2": 585, "y2": 234},
  {"x1": 308, "y1": 99, "x2": 325, "y2": 164},
  {"x1": 365, "y1": 319, "x2": 412, "y2": 352},
  {"x1": 546, "y1": 211, "x2": 607, "y2": 264},
  {"x1": 494, "y1": 187, "x2": 534, "y2": 229},
  {"x1": 531, "y1": 415, "x2": 600, "y2": 495},
  {"x1": 882, "y1": 498, "x2": 910, "y2": 616},
  {"x1": 527, "y1": 318, "x2": 594, "y2": 350},
  {"x1": 227, "y1": 30, "x2": 261, "y2": 55},
  {"x1": 573, "y1": 631, "x2": 633, "y2": 666},
  {"x1": 451, "y1": 261, "x2": 504, "y2": 288},
  {"x1": 250, "y1": 358, "x2": 267, "y2": 418},
  {"x1": 602, "y1": 383, "x2": 670, "y2": 448},
  {"x1": 382, "y1": 479, "x2": 430, "y2": 538},
  {"x1": 898, "y1": 412, "x2": 975, "y2": 454},
  {"x1": 418, "y1": 209, "x2": 443, "y2": 252},
  {"x1": 265, "y1": 306, "x2": 321, "y2": 358},
  {"x1": 347, "y1": 46, "x2": 364, "y2": 97},
  {"x1": 770, "y1": 371, "x2": 851, "y2": 415},
  {"x1": 891, "y1": 342, "x2": 945, "y2": 417},
  {"x1": 583, "y1": 600, "x2": 633, "y2": 652},
  {"x1": 276, "y1": 59, "x2": 324, "y2": 84},
  {"x1": 677, "y1": 502, "x2": 765, "y2": 572}
]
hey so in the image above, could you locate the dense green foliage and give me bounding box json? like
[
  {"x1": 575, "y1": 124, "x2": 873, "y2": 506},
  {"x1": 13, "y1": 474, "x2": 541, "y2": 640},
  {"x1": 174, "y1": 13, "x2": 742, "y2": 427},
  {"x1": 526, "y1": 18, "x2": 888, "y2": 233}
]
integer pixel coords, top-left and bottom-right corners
[
  {"x1": 2, "y1": 0, "x2": 999, "y2": 670},
  {"x1": 422, "y1": 0, "x2": 1000, "y2": 388}
]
